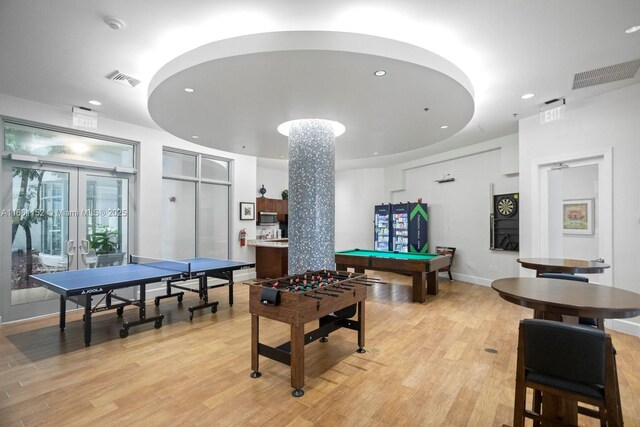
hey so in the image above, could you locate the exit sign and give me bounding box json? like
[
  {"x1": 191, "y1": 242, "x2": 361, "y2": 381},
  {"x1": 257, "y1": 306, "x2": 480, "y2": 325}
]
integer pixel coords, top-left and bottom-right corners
[{"x1": 539, "y1": 104, "x2": 565, "y2": 124}]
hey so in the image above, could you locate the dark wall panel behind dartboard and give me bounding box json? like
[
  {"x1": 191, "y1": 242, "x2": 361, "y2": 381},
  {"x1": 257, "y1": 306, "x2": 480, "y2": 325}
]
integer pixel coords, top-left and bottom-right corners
[{"x1": 492, "y1": 193, "x2": 519, "y2": 251}]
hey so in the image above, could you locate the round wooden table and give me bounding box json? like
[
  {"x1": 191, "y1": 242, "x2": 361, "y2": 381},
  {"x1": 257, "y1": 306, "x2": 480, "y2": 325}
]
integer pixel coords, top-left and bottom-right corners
[
  {"x1": 491, "y1": 277, "x2": 640, "y2": 321},
  {"x1": 517, "y1": 257, "x2": 610, "y2": 277},
  {"x1": 492, "y1": 277, "x2": 640, "y2": 425},
  {"x1": 517, "y1": 258, "x2": 610, "y2": 277}
]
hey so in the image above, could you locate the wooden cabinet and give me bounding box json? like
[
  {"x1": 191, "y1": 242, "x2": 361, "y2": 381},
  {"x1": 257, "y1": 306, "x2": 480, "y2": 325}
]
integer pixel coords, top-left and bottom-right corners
[
  {"x1": 274, "y1": 199, "x2": 288, "y2": 222},
  {"x1": 255, "y1": 246, "x2": 288, "y2": 278},
  {"x1": 256, "y1": 197, "x2": 288, "y2": 221},
  {"x1": 256, "y1": 197, "x2": 275, "y2": 213}
]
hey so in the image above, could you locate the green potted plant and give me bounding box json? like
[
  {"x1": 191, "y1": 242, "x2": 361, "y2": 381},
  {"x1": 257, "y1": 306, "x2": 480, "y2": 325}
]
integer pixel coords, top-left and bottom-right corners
[
  {"x1": 281, "y1": 189, "x2": 288, "y2": 200},
  {"x1": 88, "y1": 225, "x2": 119, "y2": 254}
]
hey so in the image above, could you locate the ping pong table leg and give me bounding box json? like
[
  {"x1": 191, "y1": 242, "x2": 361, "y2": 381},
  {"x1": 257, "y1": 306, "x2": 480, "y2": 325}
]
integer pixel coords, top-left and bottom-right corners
[
  {"x1": 59, "y1": 296, "x2": 66, "y2": 332},
  {"x1": 187, "y1": 276, "x2": 219, "y2": 320},
  {"x1": 84, "y1": 294, "x2": 92, "y2": 347},
  {"x1": 119, "y1": 284, "x2": 164, "y2": 338},
  {"x1": 228, "y1": 278, "x2": 234, "y2": 307}
]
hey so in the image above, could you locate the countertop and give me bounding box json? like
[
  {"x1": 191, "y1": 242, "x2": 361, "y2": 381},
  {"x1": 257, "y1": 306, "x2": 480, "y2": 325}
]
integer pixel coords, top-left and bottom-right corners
[{"x1": 247, "y1": 239, "x2": 289, "y2": 248}]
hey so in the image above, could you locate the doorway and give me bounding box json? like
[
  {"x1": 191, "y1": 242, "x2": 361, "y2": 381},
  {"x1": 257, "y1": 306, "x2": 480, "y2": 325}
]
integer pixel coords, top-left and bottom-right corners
[
  {"x1": 2, "y1": 161, "x2": 132, "y2": 321},
  {"x1": 531, "y1": 148, "x2": 613, "y2": 285}
]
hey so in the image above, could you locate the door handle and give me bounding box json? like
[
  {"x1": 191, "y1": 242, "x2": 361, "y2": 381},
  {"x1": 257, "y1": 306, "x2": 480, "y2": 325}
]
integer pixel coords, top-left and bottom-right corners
[
  {"x1": 80, "y1": 239, "x2": 89, "y2": 255},
  {"x1": 65, "y1": 240, "x2": 75, "y2": 266},
  {"x1": 66, "y1": 240, "x2": 75, "y2": 256}
]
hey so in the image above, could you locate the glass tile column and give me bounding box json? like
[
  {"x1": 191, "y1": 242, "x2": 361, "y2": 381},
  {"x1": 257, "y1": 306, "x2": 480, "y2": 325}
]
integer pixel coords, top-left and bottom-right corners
[{"x1": 287, "y1": 119, "x2": 338, "y2": 274}]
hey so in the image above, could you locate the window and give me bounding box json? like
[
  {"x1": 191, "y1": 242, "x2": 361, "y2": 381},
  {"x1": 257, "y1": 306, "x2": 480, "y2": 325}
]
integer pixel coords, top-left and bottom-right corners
[
  {"x1": 162, "y1": 151, "x2": 196, "y2": 177},
  {"x1": 162, "y1": 149, "x2": 231, "y2": 260},
  {"x1": 3, "y1": 121, "x2": 135, "y2": 168},
  {"x1": 201, "y1": 157, "x2": 229, "y2": 181}
]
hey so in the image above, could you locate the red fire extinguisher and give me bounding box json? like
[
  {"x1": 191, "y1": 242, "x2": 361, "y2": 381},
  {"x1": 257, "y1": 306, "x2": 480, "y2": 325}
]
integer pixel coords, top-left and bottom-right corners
[{"x1": 239, "y1": 228, "x2": 247, "y2": 247}]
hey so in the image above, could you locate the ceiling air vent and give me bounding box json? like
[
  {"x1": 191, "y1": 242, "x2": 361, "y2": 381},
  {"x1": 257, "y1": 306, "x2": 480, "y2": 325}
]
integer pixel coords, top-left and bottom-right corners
[
  {"x1": 105, "y1": 70, "x2": 141, "y2": 88},
  {"x1": 572, "y1": 59, "x2": 640, "y2": 90}
]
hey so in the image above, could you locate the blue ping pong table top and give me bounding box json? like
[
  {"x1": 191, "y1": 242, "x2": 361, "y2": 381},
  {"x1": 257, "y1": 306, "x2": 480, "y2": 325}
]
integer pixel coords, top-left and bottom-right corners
[{"x1": 30, "y1": 257, "x2": 254, "y2": 296}]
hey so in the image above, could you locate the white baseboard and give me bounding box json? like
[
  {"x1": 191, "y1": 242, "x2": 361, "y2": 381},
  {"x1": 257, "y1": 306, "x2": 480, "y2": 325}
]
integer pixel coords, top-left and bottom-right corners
[
  {"x1": 447, "y1": 272, "x2": 492, "y2": 287},
  {"x1": 234, "y1": 269, "x2": 257, "y2": 282},
  {"x1": 606, "y1": 318, "x2": 640, "y2": 336}
]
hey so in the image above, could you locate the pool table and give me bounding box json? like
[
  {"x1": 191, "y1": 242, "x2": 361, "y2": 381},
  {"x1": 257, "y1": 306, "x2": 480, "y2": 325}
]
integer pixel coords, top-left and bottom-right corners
[{"x1": 335, "y1": 249, "x2": 451, "y2": 303}]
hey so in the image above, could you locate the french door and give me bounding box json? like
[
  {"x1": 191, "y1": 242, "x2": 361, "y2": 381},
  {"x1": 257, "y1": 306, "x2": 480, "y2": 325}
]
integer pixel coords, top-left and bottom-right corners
[{"x1": 2, "y1": 160, "x2": 133, "y2": 321}]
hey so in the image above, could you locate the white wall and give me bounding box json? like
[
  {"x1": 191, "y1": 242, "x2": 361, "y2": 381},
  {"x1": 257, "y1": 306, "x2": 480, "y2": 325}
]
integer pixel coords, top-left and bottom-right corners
[
  {"x1": 335, "y1": 168, "x2": 385, "y2": 251},
  {"x1": 0, "y1": 93, "x2": 257, "y2": 290},
  {"x1": 519, "y1": 82, "x2": 640, "y2": 332},
  {"x1": 561, "y1": 164, "x2": 599, "y2": 260},
  {"x1": 383, "y1": 134, "x2": 520, "y2": 286},
  {"x1": 256, "y1": 165, "x2": 288, "y2": 200}
]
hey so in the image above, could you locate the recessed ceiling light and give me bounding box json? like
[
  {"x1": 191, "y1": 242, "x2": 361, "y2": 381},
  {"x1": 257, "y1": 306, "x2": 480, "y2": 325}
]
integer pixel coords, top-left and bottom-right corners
[
  {"x1": 280, "y1": 155, "x2": 285, "y2": 158},
  {"x1": 373, "y1": 152, "x2": 379, "y2": 155},
  {"x1": 625, "y1": 25, "x2": 640, "y2": 34},
  {"x1": 521, "y1": 93, "x2": 535, "y2": 99},
  {"x1": 184, "y1": 88, "x2": 195, "y2": 93},
  {"x1": 191, "y1": 135, "x2": 199, "y2": 139},
  {"x1": 440, "y1": 125, "x2": 448, "y2": 129},
  {"x1": 374, "y1": 70, "x2": 386, "y2": 77},
  {"x1": 88, "y1": 100, "x2": 101, "y2": 106}
]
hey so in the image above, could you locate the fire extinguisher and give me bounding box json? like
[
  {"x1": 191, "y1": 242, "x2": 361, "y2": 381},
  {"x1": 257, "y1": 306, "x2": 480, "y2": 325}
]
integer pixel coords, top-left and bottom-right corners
[{"x1": 239, "y1": 228, "x2": 247, "y2": 247}]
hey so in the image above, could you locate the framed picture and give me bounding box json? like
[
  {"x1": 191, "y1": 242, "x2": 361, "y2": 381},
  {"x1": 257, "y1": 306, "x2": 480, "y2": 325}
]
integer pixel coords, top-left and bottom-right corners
[
  {"x1": 239, "y1": 202, "x2": 255, "y2": 221},
  {"x1": 563, "y1": 199, "x2": 594, "y2": 235}
]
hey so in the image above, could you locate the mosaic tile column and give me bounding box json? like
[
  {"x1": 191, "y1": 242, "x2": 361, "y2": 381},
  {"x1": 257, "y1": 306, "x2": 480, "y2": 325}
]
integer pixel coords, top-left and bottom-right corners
[{"x1": 288, "y1": 119, "x2": 336, "y2": 274}]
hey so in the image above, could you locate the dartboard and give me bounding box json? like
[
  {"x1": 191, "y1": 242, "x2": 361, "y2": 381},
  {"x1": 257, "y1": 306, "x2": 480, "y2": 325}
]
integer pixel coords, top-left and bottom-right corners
[{"x1": 496, "y1": 196, "x2": 517, "y2": 217}]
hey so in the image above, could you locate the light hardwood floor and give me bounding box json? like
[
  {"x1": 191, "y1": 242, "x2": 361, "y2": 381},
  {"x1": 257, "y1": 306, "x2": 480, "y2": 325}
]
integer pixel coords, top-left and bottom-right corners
[{"x1": 1, "y1": 273, "x2": 639, "y2": 426}]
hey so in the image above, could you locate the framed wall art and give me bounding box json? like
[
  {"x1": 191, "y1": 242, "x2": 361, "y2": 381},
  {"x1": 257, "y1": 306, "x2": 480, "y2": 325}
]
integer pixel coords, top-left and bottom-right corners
[
  {"x1": 240, "y1": 202, "x2": 255, "y2": 221},
  {"x1": 563, "y1": 199, "x2": 594, "y2": 235}
]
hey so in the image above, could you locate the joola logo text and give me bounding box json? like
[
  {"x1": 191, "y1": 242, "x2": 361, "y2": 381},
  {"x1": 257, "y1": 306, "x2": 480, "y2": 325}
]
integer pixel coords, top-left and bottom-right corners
[{"x1": 81, "y1": 288, "x2": 103, "y2": 294}]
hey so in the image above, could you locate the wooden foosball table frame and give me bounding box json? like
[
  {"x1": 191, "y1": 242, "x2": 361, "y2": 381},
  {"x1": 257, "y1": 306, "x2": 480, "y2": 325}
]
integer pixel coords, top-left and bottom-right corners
[{"x1": 248, "y1": 270, "x2": 368, "y2": 397}]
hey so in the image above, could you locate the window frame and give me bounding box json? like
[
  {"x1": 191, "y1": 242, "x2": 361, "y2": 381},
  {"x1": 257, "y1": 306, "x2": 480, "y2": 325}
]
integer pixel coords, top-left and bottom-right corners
[{"x1": 162, "y1": 147, "x2": 232, "y2": 259}]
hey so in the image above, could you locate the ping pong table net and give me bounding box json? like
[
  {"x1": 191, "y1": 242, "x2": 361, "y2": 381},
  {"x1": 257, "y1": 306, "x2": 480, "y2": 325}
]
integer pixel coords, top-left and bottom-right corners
[{"x1": 130, "y1": 255, "x2": 192, "y2": 276}]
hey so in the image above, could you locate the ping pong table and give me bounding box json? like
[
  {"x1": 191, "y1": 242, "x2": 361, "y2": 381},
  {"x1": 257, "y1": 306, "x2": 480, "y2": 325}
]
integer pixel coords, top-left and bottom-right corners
[{"x1": 29, "y1": 256, "x2": 255, "y2": 346}]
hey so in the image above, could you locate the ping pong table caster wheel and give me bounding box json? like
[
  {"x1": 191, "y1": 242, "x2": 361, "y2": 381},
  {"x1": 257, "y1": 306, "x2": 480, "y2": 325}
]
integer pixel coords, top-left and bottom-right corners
[
  {"x1": 116, "y1": 307, "x2": 124, "y2": 317},
  {"x1": 320, "y1": 337, "x2": 328, "y2": 343},
  {"x1": 154, "y1": 298, "x2": 160, "y2": 307},
  {"x1": 154, "y1": 320, "x2": 162, "y2": 329},
  {"x1": 250, "y1": 371, "x2": 262, "y2": 378},
  {"x1": 357, "y1": 347, "x2": 366, "y2": 354},
  {"x1": 292, "y1": 389, "x2": 304, "y2": 398},
  {"x1": 177, "y1": 295, "x2": 184, "y2": 303},
  {"x1": 211, "y1": 306, "x2": 218, "y2": 314},
  {"x1": 189, "y1": 310, "x2": 194, "y2": 321},
  {"x1": 119, "y1": 328, "x2": 129, "y2": 339}
]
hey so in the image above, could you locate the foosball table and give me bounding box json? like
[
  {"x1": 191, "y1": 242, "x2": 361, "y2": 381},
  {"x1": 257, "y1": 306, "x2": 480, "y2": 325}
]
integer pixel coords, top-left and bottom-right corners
[{"x1": 248, "y1": 270, "x2": 370, "y2": 397}]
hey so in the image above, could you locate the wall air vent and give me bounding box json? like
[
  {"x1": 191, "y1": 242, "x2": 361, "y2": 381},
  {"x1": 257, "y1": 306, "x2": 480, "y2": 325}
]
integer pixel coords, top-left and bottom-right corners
[
  {"x1": 105, "y1": 70, "x2": 141, "y2": 88},
  {"x1": 572, "y1": 59, "x2": 640, "y2": 90}
]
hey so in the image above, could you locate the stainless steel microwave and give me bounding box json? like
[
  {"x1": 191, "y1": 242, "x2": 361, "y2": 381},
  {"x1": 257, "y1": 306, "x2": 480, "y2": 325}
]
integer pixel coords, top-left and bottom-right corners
[{"x1": 258, "y1": 211, "x2": 278, "y2": 224}]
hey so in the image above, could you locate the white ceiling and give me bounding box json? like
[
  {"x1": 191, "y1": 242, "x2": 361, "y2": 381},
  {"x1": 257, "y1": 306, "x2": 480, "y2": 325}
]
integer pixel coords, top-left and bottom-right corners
[{"x1": 1, "y1": 1, "x2": 639, "y2": 168}]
